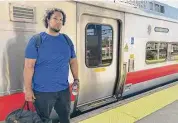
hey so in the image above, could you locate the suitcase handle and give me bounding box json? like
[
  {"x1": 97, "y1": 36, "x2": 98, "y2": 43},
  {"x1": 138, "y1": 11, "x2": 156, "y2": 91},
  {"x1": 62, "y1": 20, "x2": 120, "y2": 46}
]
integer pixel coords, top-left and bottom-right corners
[{"x1": 18, "y1": 101, "x2": 30, "y2": 118}]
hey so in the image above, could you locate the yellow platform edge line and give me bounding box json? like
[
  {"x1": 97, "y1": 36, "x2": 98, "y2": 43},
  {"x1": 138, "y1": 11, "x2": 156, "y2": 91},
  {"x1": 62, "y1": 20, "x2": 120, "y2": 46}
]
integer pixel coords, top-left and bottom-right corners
[{"x1": 79, "y1": 84, "x2": 178, "y2": 123}]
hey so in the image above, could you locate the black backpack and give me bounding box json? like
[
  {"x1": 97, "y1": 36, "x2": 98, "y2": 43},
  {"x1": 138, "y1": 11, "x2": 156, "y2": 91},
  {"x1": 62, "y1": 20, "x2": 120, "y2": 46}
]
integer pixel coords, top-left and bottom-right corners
[
  {"x1": 33, "y1": 33, "x2": 72, "y2": 52},
  {"x1": 5, "y1": 101, "x2": 46, "y2": 123}
]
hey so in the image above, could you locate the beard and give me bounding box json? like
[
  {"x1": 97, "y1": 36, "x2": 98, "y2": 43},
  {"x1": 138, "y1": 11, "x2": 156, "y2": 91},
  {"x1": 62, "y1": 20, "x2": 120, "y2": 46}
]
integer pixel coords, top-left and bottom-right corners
[{"x1": 50, "y1": 27, "x2": 60, "y2": 33}]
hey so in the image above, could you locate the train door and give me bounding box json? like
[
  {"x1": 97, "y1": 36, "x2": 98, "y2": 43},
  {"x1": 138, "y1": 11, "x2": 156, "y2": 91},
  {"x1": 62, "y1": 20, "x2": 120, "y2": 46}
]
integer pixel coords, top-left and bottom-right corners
[{"x1": 77, "y1": 14, "x2": 119, "y2": 110}]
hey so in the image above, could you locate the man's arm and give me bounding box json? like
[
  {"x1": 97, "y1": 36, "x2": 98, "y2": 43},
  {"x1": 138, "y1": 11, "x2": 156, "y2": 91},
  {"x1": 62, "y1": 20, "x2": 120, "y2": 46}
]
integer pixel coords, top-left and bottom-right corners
[
  {"x1": 23, "y1": 58, "x2": 36, "y2": 101},
  {"x1": 69, "y1": 58, "x2": 79, "y2": 80}
]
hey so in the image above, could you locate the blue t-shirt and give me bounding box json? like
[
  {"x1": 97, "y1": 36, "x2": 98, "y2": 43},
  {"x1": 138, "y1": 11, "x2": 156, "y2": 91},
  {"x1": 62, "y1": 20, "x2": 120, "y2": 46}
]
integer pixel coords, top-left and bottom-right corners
[{"x1": 25, "y1": 32, "x2": 76, "y2": 92}]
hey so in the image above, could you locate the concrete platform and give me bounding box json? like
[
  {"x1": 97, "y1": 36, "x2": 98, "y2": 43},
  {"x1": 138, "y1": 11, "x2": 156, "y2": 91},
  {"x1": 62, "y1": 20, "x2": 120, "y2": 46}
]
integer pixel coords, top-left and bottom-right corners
[
  {"x1": 136, "y1": 100, "x2": 178, "y2": 123},
  {"x1": 71, "y1": 81, "x2": 178, "y2": 123}
]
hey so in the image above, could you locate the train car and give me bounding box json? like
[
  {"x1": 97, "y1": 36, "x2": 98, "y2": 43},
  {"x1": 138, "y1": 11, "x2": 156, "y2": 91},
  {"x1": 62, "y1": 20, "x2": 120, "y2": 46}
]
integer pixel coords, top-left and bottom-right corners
[{"x1": 0, "y1": 1, "x2": 178, "y2": 121}]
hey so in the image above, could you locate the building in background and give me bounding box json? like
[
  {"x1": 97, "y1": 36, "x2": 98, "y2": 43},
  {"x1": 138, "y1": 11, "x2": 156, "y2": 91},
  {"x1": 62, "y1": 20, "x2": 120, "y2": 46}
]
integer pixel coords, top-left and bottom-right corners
[{"x1": 115, "y1": 0, "x2": 178, "y2": 20}]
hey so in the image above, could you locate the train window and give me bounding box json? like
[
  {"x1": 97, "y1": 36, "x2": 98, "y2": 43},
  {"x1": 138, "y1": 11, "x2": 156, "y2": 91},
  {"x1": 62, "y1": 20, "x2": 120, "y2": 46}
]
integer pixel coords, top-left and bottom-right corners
[
  {"x1": 146, "y1": 42, "x2": 167, "y2": 64},
  {"x1": 155, "y1": 4, "x2": 160, "y2": 12},
  {"x1": 149, "y1": 2, "x2": 153, "y2": 10},
  {"x1": 160, "y1": 5, "x2": 165, "y2": 13},
  {"x1": 168, "y1": 43, "x2": 178, "y2": 60},
  {"x1": 85, "y1": 24, "x2": 113, "y2": 67}
]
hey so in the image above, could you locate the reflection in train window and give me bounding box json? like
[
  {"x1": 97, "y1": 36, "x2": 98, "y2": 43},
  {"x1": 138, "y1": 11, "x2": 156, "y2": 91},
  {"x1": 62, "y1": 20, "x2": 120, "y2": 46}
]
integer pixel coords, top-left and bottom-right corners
[
  {"x1": 146, "y1": 42, "x2": 167, "y2": 64},
  {"x1": 169, "y1": 43, "x2": 178, "y2": 60},
  {"x1": 85, "y1": 24, "x2": 113, "y2": 67}
]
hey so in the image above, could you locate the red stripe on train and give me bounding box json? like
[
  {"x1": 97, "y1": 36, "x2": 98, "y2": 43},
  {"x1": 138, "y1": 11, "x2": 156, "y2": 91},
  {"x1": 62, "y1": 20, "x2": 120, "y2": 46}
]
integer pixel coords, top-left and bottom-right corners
[
  {"x1": 126, "y1": 64, "x2": 178, "y2": 84},
  {"x1": 0, "y1": 85, "x2": 75, "y2": 121},
  {"x1": 0, "y1": 93, "x2": 25, "y2": 121}
]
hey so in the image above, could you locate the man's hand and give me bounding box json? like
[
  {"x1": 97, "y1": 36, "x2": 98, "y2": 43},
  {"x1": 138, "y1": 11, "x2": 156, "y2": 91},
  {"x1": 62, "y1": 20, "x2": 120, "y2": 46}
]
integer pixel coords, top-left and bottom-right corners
[
  {"x1": 72, "y1": 79, "x2": 80, "y2": 95},
  {"x1": 73, "y1": 79, "x2": 79, "y2": 89},
  {"x1": 25, "y1": 89, "x2": 36, "y2": 102}
]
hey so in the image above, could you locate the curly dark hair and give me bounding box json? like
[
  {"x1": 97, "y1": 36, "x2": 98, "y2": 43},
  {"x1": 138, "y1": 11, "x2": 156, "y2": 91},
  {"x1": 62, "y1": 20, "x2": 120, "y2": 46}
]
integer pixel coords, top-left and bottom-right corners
[{"x1": 43, "y1": 8, "x2": 66, "y2": 28}]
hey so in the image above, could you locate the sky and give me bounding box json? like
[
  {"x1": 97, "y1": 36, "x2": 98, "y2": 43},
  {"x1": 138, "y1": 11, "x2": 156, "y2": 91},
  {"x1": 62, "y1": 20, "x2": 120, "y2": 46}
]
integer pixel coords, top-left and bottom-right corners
[{"x1": 157, "y1": 0, "x2": 178, "y2": 8}]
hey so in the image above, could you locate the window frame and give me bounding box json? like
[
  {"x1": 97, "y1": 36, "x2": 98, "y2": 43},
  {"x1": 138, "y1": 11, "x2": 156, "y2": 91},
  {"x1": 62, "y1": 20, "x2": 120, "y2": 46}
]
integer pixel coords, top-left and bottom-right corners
[
  {"x1": 85, "y1": 23, "x2": 114, "y2": 68},
  {"x1": 145, "y1": 41, "x2": 168, "y2": 64}
]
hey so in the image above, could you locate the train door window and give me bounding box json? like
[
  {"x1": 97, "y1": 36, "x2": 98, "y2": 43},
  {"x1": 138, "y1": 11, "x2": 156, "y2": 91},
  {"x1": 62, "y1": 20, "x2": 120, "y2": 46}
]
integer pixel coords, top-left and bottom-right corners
[
  {"x1": 146, "y1": 42, "x2": 167, "y2": 64},
  {"x1": 168, "y1": 43, "x2": 178, "y2": 60},
  {"x1": 85, "y1": 24, "x2": 113, "y2": 67}
]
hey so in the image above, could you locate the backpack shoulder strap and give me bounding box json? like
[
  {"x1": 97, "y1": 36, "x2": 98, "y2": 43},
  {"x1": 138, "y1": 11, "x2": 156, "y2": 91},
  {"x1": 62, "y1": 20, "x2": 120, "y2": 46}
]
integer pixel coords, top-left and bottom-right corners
[
  {"x1": 33, "y1": 34, "x2": 42, "y2": 51},
  {"x1": 62, "y1": 33, "x2": 72, "y2": 47}
]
